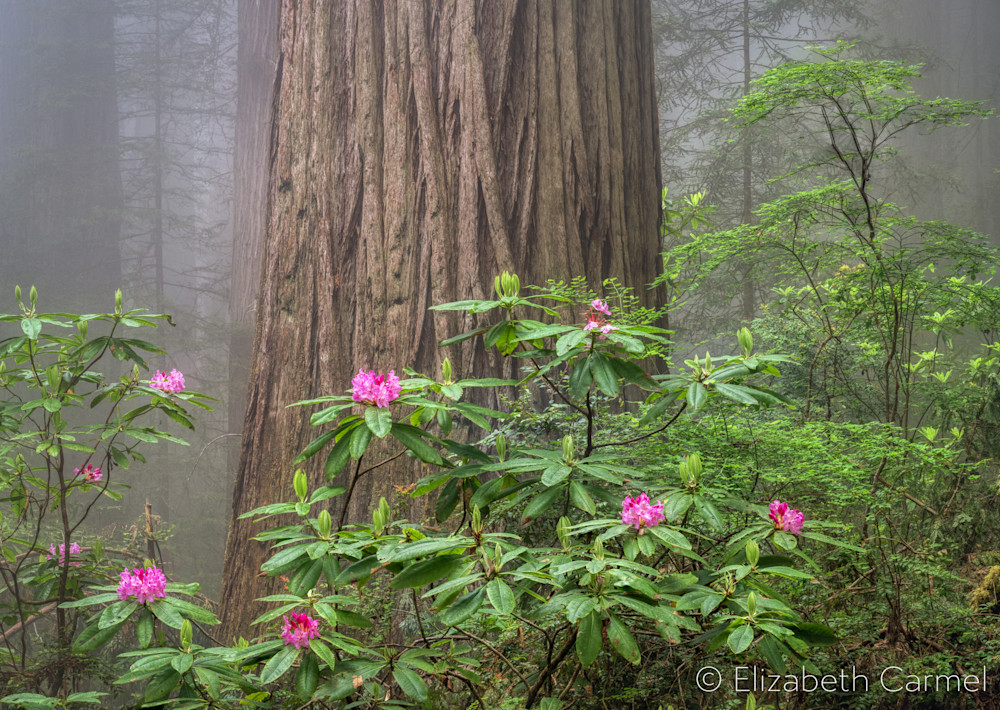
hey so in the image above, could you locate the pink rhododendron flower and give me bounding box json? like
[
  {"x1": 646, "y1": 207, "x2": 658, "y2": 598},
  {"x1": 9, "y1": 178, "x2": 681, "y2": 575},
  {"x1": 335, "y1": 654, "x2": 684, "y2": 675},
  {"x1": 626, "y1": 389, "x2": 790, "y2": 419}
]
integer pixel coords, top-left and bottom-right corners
[
  {"x1": 117, "y1": 566, "x2": 167, "y2": 603},
  {"x1": 150, "y1": 369, "x2": 185, "y2": 394},
  {"x1": 281, "y1": 613, "x2": 321, "y2": 649},
  {"x1": 621, "y1": 493, "x2": 665, "y2": 532},
  {"x1": 768, "y1": 500, "x2": 804, "y2": 535},
  {"x1": 583, "y1": 300, "x2": 616, "y2": 339},
  {"x1": 74, "y1": 464, "x2": 102, "y2": 483},
  {"x1": 351, "y1": 368, "x2": 402, "y2": 408},
  {"x1": 591, "y1": 299, "x2": 612, "y2": 316},
  {"x1": 47, "y1": 542, "x2": 82, "y2": 566}
]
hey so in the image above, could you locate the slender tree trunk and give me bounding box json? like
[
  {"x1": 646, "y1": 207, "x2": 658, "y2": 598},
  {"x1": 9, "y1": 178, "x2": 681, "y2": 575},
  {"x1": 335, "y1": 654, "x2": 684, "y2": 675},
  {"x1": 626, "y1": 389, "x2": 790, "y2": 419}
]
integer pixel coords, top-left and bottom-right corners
[
  {"x1": 226, "y1": 0, "x2": 279, "y2": 491},
  {"x1": 221, "y1": 0, "x2": 663, "y2": 640},
  {"x1": 739, "y1": 0, "x2": 755, "y2": 322}
]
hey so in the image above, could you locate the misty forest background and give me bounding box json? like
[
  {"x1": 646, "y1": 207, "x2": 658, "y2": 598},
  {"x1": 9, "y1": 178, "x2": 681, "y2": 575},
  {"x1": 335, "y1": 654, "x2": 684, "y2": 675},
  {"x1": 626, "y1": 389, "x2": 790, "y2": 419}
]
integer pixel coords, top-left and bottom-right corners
[{"x1": 2, "y1": 0, "x2": 1000, "y2": 707}]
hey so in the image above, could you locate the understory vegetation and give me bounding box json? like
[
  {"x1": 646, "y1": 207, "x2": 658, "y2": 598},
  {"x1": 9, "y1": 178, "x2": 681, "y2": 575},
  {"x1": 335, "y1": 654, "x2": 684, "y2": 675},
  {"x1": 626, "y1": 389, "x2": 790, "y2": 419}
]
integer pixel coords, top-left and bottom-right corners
[{"x1": 1, "y1": 50, "x2": 999, "y2": 710}]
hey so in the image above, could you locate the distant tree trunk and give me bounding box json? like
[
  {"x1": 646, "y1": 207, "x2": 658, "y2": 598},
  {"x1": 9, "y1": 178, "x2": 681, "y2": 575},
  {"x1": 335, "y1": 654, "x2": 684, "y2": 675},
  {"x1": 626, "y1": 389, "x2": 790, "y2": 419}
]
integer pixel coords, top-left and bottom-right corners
[
  {"x1": 226, "y1": 0, "x2": 278, "y2": 486},
  {"x1": 0, "y1": 0, "x2": 122, "y2": 311},
  {"x1": 220, "y1": 0, "x2": 662, "y2": 640}
]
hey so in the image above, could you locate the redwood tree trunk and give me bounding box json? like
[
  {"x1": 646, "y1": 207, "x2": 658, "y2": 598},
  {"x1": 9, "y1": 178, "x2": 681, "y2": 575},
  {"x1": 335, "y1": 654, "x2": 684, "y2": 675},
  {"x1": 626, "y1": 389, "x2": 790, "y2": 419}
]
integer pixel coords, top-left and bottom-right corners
[
  {"x1": 221, "y1": 0, "x2": 662, "y2": 640},
  {"x1": 226, "y1": 0, "x2": 279, "y2": 482}
]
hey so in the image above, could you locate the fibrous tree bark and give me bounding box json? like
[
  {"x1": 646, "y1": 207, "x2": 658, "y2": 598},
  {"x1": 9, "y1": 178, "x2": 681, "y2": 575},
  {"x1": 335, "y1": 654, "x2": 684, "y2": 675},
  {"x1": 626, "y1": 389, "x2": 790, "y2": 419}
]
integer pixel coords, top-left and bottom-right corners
[{"x1": 221, "y1": 0, "x2": 662, "y2": 640}]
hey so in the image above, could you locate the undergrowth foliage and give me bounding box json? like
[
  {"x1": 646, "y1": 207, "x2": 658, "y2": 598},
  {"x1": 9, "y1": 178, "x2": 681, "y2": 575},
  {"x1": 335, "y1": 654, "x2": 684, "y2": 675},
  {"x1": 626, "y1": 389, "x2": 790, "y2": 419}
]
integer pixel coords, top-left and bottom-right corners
[{"x1": 3, "y1": 48, "x2": 1000, "y2": 710}]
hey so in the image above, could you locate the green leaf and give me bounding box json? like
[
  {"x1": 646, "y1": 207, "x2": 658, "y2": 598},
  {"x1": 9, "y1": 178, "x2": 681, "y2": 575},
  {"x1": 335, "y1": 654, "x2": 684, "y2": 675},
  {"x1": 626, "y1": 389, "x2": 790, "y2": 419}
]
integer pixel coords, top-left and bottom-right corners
[
  {"x1": 606, "y1": 613, "x2": 640, "y2": 665},
  {"x1": 541, "y1": 464, "x2": 571, "y2": 487},
  {"x1": 60, "y1": 592, "x2": 121, "y2": 609},
  {"x1": 694, "y1": 497, "x2": 722, "y2": 529},
  {"x1": 350, "y1": 424, "x2": 372, "y2": 459},
  {"x1": 324, "y1": 433, "x2": 353, "y2": 479},
  {"x1": 390, "y1": 555, "x2": 465, "y2": 589},
  {"x1": 310, "y1": 639, "x2": 338, "y2": 670},
  {"x1": 171, "y1": 653, "x2": 194, "y2": 674},
  {"x1": 74, "y1": 620, "x2": 123, "y2": 652},
  {"x1": 556, "y1": 329, "x2": 588, "y2": 355},
  {"x1": 576, "y1": 611, "x2": 604, "y2": 668},
  {"x1": 143, "y1": 670, "x2": 181, "y2": 703},
  {"x1": 99, "y1": 600, "x2": 137, "y2": 629},
  {"x1": 260, "y1": 544, "x2": 308, "y2": 574},
  {"x1": 772, "y1": 531, "x2": 798, "y2": 550},
  {"x1": 792, "y1": 622, "x2": 838, "y2": 646},
  {"x1": 393, "y1": 666, "x2": 428, "y2": 702},
  {"x1": 728, "y1": 623, "x2": 754, "y2": 653},
  {"x1": 365, "y1": 407, "x2": 392, "y2": 438},
  {"x1": 295, "y1": 653, "x2": 320, "y2": 699},
  {"x1": 194, "y1": 668, "x2": 221, "y2": 700},
  {"x1": 568, "y1": 358, "x2": 593, "y2": 399},
  {"x1": 149, "y1": 599, "x2": 185, "y2": 629},
  {"x1": 294, "y1": 430, "x2": 336, "y2": 465},
  {"x1": 162, "y1": 597, "x2": 220, "y2": 625},
  {"x1": 20, "y1": 318, "x2": 41, "y2": 340},
  {"x1": 589, "y1": 354, "x2": 620, "y2": 397},
  {"x1": 261, "y1": 646, "x2": 300, "y2": 684},
  {"x1": 137, "y1": 607, "x2": 154, "y2": 648},
  {"x1": 520, "y1": 485, "x2": 564, "y2": 525},
  {"x1": 387, "y1": 538, "x2": 467, "y2": 563},
  {"x1": 486, "y1": 579, "x2": 515, "y2": 615},
  {"x1": 568, "y1": 481, "x2": 596, "y2": 515},
  {"x1": 686, "y1": 382, "x2": 707, "y2": 410},
  {"x1": 713, "y1": 382, "x2": 759, "y2": 405},
  {"x1": 801, "y1": 531, "x2": 865, "y2": 552},
  {"x1": 437, "y1": 586, "x2": 487, "y2": 626},
  {"x1": 391, "y1": 423, "x2": 443, "y2": 465}
]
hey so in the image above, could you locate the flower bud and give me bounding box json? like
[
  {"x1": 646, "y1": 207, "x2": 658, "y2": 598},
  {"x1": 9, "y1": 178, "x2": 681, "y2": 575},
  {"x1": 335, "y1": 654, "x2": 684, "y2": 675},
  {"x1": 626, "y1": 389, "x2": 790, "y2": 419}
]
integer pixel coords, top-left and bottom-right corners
[
  {"x1": 29, "y1": 285, "x2": 37, "y2": 307},
  {"x1": 293, "y1": 469, "x2": 308, "y2": 501},
  {"x1": 495, "y1": 435, "x2": 507, "y2": 462},
  {"x1": 745, "y1": 539, "x2": 760, "y2": 567},
  {"x1": 561, "y1": 435, "x2": 574, "y2": 463},
  {"x1": 180, "y1": 619, "x2": 193, "y2": 650},
  {"x1": 14, "y1": 285, "x2": 21, "y2": 302},
  {"x1": 747, "y1": 591, "x2": 757, "y2": 617},
  {"x1": 494, "y1": 543, "x2": 504, "y2": 571},
  {"x1": 114, "y1": 289, "x2": 123, "y2": 313},
  {"x1": 687, "y1": 453, "x2": 703, "y2": 482},
  {"x1": 556, "y1": 516, "x2": 572, "y2": 551},
  {"x1": 317, "y1": 509, "x2": 332, "y2": 538},
  {"x1": 441, "y1": 357, "x2": 452, "y2": 382},
  {"x1": 592, "y1": 536, "x2": 605, "y2": 561},
  {"x1": 471, "y1": 505, "x2": 483, "y2": 535}
]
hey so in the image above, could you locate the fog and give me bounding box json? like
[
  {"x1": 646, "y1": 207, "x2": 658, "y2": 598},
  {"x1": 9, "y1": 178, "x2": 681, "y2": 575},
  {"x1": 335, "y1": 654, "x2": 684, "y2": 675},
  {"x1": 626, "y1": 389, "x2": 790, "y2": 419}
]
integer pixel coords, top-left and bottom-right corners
[{"x1": 0, "y1": 0, "x2": 996, "y2": 604}]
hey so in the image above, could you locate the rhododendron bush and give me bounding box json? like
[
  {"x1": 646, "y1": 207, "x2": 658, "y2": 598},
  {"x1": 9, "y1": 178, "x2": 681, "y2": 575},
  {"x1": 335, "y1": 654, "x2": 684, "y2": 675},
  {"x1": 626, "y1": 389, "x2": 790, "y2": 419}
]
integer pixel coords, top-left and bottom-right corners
[{"x1": 0, "y1": 278, "x2": 855, "y2": 708}]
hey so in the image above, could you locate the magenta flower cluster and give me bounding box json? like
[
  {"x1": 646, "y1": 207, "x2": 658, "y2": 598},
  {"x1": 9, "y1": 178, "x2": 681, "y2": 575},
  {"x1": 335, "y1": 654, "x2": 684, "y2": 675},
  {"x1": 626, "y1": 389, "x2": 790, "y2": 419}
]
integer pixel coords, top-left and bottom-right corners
[
  {"x1": 621, "y1": 493, "x2": 665, "y2": 532},
  {"x1": 151, "y1": 369, "x2": 185, "y2": 394},
  {"x1": 281, "y1": 612, "x2": 321, "y2": 649},
  {"x1": 74, "y1": 463, "x2": 102, "y2": 483},
  {"x1": 351, "y1": 368, "x2": 402, "y2": 408},
  {"x1": 47, "y1": 542, "x2": 82, "y2": 566},
  {"x1": 769, "y1": 500, "x2": 804, "y2": 535},
  {"x1": 584, "y1": 299, "x2": 616, "y2": 337},
  {"x1": 117, "y1": 566, "x2": 167, "y2": 603}
]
